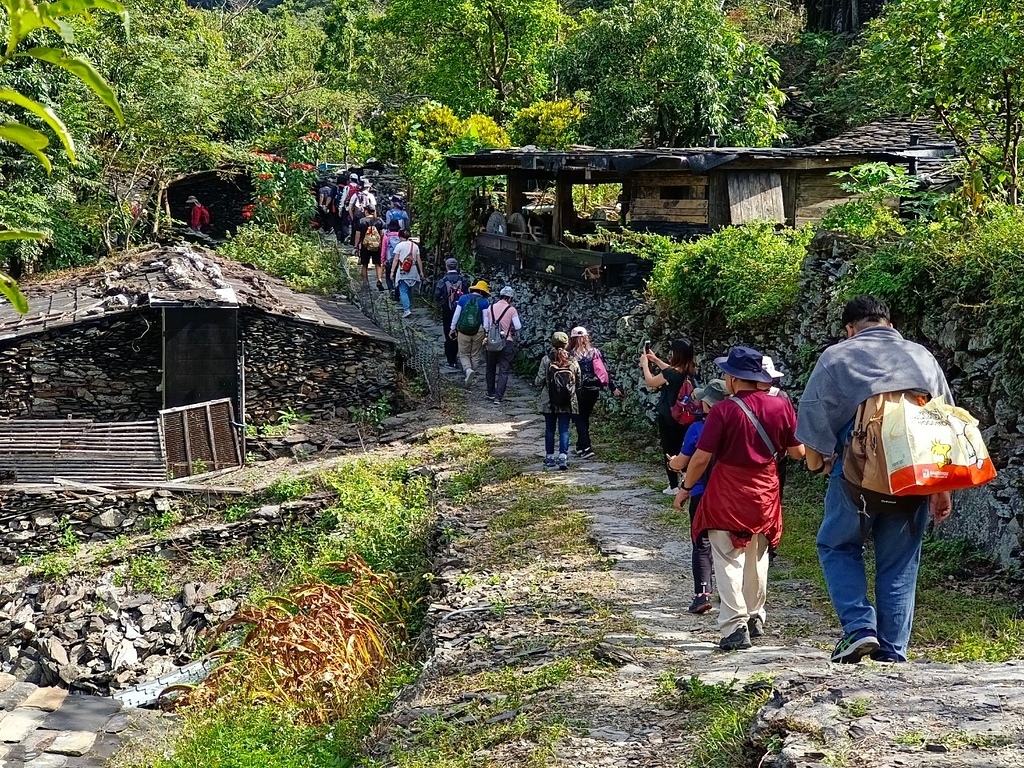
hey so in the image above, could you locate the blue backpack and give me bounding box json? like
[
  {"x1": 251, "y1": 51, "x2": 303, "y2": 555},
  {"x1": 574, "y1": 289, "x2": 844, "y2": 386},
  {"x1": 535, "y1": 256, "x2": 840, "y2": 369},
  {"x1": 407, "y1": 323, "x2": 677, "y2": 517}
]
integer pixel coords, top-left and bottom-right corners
[
  {"x1": 383, "y1": 232, "x2": 401, "y2": 264},
  {"x1": 387, "y1": 208, "x2": 410, "y2": 230}
]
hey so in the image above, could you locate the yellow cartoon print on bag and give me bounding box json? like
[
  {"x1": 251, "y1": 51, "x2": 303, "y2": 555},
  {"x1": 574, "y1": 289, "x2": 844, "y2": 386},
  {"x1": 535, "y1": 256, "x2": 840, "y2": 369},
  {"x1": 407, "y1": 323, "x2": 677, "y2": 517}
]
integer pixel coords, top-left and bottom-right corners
[{"x1": 931, "y1": 440, "x2": 952, "y2": 469}]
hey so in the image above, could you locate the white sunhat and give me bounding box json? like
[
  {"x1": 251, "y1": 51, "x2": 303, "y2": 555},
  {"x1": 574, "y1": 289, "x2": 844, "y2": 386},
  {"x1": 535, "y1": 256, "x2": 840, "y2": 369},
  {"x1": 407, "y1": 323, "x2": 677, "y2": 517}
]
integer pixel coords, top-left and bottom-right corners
[{"x1": 762, "y1": 356, "x2": 785, "y2": 380}]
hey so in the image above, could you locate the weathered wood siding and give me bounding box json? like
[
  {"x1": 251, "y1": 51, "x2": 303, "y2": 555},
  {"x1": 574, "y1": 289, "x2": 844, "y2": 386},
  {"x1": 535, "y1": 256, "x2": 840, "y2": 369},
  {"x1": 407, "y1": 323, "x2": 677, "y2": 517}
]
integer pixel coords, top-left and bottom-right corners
[
  {"x1": 727, "y1": 171, "x2": 786, "y2": 224},
  {"x1": 794, "y1": 170, "x2": 855, "y2": 226},
  {"x1": 629, "y1": 172, "x2": 709, "y2": 225}
]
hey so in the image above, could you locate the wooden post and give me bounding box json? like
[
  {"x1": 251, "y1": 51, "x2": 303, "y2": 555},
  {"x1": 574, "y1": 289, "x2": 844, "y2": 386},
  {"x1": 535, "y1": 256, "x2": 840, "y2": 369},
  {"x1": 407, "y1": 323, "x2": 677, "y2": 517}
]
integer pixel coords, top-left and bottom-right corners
[
  {"x1": 552, "y1": 176, "x2": 573, "y2": 244},
  {"x1": 506, "y1": 172, "x2": 526, "y2": 218}
]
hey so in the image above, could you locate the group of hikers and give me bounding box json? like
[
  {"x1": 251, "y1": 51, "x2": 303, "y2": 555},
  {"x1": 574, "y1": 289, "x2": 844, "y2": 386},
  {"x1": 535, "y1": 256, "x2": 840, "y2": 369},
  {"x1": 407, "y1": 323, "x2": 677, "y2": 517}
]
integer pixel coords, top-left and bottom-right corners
[
  {"x1": 323, "y1": 204, "x2": 966, "y2": 665},
  {"x1": 317, "y1": 172, "x2": 418, "y2": 310},
  {"x1": 432, "y1": 261, "x2": 623, "y2": 470},
  {"x1": 523, "y1": 294, "x2": 958, "y2": 665}
]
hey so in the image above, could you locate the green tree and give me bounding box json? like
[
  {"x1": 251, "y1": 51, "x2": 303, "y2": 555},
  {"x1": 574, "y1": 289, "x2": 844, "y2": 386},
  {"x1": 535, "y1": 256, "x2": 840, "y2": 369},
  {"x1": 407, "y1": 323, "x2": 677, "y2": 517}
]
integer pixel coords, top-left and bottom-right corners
[
  {"x1": 860, "y1": 0, "x2": 1024, "y2": 203},
  {"x1": 0, "y1": 0, "x2": 124, "y2": 310},
  {"x1": 556, "y1": 0, "x2": 784, "y2": 148},
  {"x1": 381, "y1": 0, "x2": 562, "y2": 118}
]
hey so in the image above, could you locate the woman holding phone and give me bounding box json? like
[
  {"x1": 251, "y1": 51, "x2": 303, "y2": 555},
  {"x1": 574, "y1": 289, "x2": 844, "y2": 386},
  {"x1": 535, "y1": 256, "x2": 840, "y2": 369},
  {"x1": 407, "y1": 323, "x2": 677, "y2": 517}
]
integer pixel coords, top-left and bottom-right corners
[{"x1": 641, "y1": 338, "x2": 699, "y2": 494}]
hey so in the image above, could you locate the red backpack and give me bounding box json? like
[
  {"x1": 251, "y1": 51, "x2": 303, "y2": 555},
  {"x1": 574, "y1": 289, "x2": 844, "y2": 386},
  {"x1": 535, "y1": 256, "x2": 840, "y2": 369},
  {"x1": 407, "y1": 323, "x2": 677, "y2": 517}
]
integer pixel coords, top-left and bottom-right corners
[{"x1": 670, "y1": 376, "x2": 703, "y2": 426}]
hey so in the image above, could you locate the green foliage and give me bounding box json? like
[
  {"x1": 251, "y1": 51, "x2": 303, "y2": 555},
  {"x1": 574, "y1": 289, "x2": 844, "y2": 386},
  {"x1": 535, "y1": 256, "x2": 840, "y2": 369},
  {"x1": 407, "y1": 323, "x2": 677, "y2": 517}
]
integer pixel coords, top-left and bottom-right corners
[
  {"x1": 266, "y1": 474, "x2": 316, "y2": 503},
  {"x1": 557, "y1": 0, "x2": 784, "y2": 148},
  {"x1": 381, "y1": 0, "x2": 562, "y2": 118},
  {"x1": 117, "y1": 555, "x2": 173, "y2": 597},
  {"x1": 859, "y1": 0, "x2": 1024, "y2": 202},
  {"x1": 218, "y1": 224, "x2": 345, "y2": 295},
  {"x1": 406, "y1": 136, "x2": 500, "y2": 263},
  {"x1": 508, "y1": 99, "x2": 583, "y2": 149},
  {"x1": 247, "y1": 130, "x2": 326, "y2": 233},
  {"x1": 624, "y1": 221, "x2": 813, "y2": 328},
  {"x1": 841, "y1": 202, "x2": 1024, "y2": 395},
  {"x1": 462, "y1": 114, "x2": 511, "y2": 149},
  {"x1": 659, "y1": 675, "x2": 773, "y2": 768},
  {"x1": 820, "y1": 163, "x2": 923, "y2": 239}
]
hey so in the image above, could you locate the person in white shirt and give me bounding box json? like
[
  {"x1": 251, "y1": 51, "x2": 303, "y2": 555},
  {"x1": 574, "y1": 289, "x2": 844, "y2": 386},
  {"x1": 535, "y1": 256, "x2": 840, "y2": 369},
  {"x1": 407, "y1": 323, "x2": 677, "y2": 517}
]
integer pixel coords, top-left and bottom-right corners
[
  {"x1": 389, "y1": 230, "x2": 422, "y2": 318},
  {"x1": 482, "y1": 286, "x2": 522, "y2": 404}
]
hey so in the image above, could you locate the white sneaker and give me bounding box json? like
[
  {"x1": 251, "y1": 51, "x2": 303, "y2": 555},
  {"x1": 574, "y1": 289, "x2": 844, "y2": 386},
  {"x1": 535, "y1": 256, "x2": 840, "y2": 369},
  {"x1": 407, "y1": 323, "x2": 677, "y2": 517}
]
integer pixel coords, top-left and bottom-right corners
[
  {"x1": 662, "y1": 486, "x2": 680, "y2": 495},
  {"x1": 402, "y1": 310, "x2": 412, "y2": 318},
  {"x1": 464, "y1": 369, "x2": 475, "y2": 385}
]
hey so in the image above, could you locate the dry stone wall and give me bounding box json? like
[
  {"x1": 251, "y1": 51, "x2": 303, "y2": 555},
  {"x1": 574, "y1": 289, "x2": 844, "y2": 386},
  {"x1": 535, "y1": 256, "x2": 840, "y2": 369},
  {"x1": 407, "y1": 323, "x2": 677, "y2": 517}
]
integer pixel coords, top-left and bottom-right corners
[
  {"x1": 241, "y1": 311, "x2": 396, "y2": 423},
  {"x1": 0, "y1": 487, "x2": 196, "y2": 564},
  {"x1": 0, "y1": 312, "x2": 162, "y2": 420},
  {"x1": 476, "y1": 235, "x2": 1023, "y2": 567}
]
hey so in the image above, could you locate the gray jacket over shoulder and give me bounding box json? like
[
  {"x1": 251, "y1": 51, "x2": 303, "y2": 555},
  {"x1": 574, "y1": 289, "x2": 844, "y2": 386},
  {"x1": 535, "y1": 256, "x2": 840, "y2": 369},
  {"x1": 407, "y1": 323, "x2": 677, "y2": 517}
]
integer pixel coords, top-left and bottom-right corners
[{"x1": 795, "y1": 325, "x2": 953, "y2": 456}]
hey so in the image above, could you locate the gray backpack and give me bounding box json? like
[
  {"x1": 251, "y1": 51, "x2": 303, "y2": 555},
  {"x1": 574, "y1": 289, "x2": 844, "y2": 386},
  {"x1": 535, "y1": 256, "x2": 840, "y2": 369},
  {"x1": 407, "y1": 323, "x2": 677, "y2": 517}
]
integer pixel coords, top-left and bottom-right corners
[{"x1": 485, "y1": 305, "x2": 511, "y2": 352}]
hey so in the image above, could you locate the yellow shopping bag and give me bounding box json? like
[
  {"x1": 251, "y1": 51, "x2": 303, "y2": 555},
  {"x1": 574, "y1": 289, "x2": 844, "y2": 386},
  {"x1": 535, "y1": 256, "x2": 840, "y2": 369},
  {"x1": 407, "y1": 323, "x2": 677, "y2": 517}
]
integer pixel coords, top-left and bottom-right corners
[{"x1": 881, "y1": 396, "x2": 997, "y2": 495}]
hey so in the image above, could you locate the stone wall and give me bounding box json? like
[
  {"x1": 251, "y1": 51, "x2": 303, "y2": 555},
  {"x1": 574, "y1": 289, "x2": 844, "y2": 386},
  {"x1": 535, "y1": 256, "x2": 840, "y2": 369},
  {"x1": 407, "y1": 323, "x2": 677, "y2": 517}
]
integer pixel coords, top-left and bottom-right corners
[
  {"x1": 0, "y1": 487, "x2": 192, "y2": 564},
  {"x1": 475, "y1": 236, "x2": 1023, "y2": 566},
  {"x1": 0, "y1": 312, "x2": 162, "y2": 420},
  {"x1": 241, "y1": 311, "x2": 397, "y2": 423}
]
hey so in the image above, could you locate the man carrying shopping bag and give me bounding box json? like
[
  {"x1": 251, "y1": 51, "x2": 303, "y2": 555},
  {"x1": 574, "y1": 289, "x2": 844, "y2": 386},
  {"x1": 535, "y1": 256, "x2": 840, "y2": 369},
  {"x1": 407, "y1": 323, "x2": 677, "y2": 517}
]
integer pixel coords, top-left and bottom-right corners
[{"x1": 797, "y1": 296, "x2": 960, "y2": 664}]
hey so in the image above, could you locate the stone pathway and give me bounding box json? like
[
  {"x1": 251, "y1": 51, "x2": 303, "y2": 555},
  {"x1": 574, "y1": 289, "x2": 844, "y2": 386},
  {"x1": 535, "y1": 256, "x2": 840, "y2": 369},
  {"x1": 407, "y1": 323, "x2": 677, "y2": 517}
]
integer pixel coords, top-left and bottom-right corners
[
  {"x1": 0, "y1": 675, "x2": 161, "y2": 767},
  {"x1": 371, "y1": 294, "x2": 1024, "y2": 768}
]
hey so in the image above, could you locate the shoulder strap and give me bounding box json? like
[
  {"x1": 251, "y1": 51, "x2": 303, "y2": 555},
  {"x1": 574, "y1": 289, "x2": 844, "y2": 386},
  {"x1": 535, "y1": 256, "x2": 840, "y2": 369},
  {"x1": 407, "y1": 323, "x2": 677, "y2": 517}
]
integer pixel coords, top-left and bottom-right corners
[{"x1": 729, "y1": 395, "x2": 779, "y2": 460}]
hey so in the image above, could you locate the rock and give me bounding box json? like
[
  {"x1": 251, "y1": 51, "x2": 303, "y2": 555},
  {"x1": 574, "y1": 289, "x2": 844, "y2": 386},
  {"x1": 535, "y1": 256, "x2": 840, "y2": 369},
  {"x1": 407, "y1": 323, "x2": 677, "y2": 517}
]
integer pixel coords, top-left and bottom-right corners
[
  {"x1": 110, "y1": 640, "x2": 138, "y2": 671},
  {"x1": 91, "y1": 509, "x2": 126, "y2": 529},
  {"x1": 208, "y1": 599, "x2": 238, "y2": 616},
  {"x1": 41, "y1": 638, "x2": 70, "y2": 666}
]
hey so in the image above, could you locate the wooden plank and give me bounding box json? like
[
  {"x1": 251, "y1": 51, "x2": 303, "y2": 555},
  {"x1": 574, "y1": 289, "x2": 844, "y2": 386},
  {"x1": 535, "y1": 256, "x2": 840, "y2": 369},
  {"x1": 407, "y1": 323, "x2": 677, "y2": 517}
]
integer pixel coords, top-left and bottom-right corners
[
  {"x1": 52, "y1": 478, "x2": 117, "y2": 494},
  {"x1": 707, "y1": 171, "x2": 731, "y2": 228},
  {"x1": 631, "y1": 173, "x2": 709, "y2": 186},
  {"x1": 630, "y1": 200, "x2": 709, "y2": 213},
  {"x1": 727, "y1": 171, "x2": 785, "y2": 224}
]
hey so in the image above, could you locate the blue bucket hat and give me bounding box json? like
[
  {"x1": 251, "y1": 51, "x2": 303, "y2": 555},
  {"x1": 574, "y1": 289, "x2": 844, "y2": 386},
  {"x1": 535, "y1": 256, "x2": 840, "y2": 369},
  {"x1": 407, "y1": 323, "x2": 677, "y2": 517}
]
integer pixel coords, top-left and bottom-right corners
[{"x1": 715, "y1": 346, "x2": 773, "y2": 383}]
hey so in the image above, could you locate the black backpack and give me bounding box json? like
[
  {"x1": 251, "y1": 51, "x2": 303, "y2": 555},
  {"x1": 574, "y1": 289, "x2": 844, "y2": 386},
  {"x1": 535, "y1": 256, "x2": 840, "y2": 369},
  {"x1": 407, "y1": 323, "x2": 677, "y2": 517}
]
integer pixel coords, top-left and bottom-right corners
[
  {"x1": 578, "y1": 355, "x2": 600, "y2": 390},
  {"x1": 547, "y1": 360, "x2": 576, "y2": 407}
]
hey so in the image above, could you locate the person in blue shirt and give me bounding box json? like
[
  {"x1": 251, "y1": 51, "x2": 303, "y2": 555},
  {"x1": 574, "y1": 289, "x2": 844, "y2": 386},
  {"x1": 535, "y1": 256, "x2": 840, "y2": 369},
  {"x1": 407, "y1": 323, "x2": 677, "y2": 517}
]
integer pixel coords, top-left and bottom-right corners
[{"x1": 670, "y1": 378, "x2": 728, "y2": 614}]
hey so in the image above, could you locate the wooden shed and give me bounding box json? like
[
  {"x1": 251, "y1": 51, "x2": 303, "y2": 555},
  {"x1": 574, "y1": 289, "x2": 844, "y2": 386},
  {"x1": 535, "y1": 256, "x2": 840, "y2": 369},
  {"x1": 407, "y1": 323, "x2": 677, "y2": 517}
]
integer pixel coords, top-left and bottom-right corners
[{"x1": 446, "y1": 140, "x2": 952, "y2": 286}]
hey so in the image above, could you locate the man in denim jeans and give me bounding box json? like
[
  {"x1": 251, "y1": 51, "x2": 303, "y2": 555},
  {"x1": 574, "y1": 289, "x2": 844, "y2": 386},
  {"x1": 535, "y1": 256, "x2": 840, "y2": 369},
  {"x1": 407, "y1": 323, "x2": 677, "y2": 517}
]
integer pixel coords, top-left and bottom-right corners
[{"x1": 797, "y1": 296, "x2": 953, "y2": 663}]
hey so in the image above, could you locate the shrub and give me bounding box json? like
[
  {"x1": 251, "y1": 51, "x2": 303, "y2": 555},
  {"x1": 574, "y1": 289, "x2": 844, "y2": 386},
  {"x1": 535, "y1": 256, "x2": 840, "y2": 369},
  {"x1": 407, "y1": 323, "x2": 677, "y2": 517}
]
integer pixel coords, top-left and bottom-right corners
[
  {"x1": 463, "y1": 114, "x2": 511, "y2": 149},
  {"x1": 508, "y1": 99, "x2": 583, "y2": 149},
  {"x1": 615, "y1": 221, "x2": 814, "y2": 328},
  {"x1": 218, "y1": 224, "x2": 345, "y2": 295}
]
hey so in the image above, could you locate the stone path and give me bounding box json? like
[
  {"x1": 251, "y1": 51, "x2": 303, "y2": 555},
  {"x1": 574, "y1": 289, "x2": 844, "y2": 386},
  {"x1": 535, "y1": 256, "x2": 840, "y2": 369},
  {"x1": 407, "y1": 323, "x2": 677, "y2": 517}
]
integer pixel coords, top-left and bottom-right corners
[
  {"x1": 372, "y1": 294, "x2": 1024, "y2": 768},
  {"x1": 0, "y1": 675, "x2": 160, "y2": 767}
]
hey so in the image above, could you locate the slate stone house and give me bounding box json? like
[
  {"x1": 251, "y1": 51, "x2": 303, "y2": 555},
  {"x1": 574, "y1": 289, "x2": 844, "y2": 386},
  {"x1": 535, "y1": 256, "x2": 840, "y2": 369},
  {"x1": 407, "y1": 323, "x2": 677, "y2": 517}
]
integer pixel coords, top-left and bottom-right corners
[{"x1": 0, "y1": 245, "x2": 394, "y2": 482}]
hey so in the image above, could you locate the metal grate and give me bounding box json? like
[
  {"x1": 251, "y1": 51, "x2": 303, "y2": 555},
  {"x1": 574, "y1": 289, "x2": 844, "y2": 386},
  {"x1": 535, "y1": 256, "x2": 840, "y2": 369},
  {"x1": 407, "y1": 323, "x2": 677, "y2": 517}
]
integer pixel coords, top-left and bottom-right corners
[
  {"x1": 160, "y1": 399, "x2": 242, "y2": 479},
  {"x1": 329, "y1": 241, "x2": 442, "y2": 404}
]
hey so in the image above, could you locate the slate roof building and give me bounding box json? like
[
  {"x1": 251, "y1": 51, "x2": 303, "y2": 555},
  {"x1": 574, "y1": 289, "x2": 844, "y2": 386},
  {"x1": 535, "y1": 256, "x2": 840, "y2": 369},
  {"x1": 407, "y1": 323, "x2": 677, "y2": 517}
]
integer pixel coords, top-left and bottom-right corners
[{"x1": 0, "y1": 245, "x2": 395, "y2": 482}]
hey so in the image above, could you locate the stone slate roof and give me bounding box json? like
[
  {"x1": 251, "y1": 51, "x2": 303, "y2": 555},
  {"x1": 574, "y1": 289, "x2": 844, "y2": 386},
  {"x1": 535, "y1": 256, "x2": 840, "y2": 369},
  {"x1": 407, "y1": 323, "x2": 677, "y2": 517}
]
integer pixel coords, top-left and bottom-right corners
[
  {"x1": 0, "y1": 244, "x2": 393, "y2": 344},
  {"x1": 811, "y1": 117, "x2": 960, "y2": 186}
]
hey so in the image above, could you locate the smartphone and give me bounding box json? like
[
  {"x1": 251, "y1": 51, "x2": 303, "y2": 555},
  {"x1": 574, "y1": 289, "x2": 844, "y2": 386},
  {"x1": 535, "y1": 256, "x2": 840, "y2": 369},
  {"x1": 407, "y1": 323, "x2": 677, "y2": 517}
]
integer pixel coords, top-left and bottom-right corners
[{"x1": 644, "y1": 341, "x2": 651, "y2": 352}]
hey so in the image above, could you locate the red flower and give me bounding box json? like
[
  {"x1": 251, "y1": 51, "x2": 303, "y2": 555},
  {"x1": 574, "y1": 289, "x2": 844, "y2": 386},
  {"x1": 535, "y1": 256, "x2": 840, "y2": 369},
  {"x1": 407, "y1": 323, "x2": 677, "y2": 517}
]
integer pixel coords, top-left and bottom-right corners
[
  {"x1": 288, "y1": 162, "x2": 316, "y2": 171},
  {"x1": 257, "y1": 172, "x2": 273, "y2": 180}
]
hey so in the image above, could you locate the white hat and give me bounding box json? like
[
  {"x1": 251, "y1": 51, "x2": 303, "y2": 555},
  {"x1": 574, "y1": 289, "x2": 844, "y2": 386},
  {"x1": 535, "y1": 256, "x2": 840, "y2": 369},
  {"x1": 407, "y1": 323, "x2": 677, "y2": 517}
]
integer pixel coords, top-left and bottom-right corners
[
  {"x1": 570, "y1": 326, "x2": 589, "y2": 338},
  {"x1": 499, "y1": 286, "x2": 514, "y2": 298},
  {"x1": 762, "y1": 356, "x2": 784, "y2": 380}
]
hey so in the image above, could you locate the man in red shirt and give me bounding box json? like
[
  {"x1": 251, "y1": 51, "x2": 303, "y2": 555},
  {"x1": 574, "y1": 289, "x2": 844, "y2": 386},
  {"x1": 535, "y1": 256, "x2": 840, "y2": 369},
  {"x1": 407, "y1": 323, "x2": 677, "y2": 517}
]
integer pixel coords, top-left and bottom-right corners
[
  {"x1": 677, "y1": 346, "x2": 805, "y2": 651},
  {"x1": 186, "y1": 196, "x2": 211, "y2": 233}
]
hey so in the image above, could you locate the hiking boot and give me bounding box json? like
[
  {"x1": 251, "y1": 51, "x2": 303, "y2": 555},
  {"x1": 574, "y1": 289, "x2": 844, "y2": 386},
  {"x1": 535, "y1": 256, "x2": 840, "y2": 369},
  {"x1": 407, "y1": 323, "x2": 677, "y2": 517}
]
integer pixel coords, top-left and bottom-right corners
[
  {"x1": 687, "y1": 593, "x2": 713, "y2": 614},
  {"x1": 543, "y1": 456, "x2": 557, "y2": 469},
  {"x1": 720, "y1": 626, "x2": 752, "y2": 651},
  {"x1": 557, "y1": 453, "x2": 569, "y2": 471},
  {"x1": 377, "y1": 280, "x2": 385, "y2": 293},
  {"x1": 748, "y1": 616, "x2": 765, "y2": 638},
  {"x1": 831, "y1": 629, "x2": 880, "y2": 664},
  {"x1": 577, "y1": 447, "x2": 596, "y2": 459}
]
